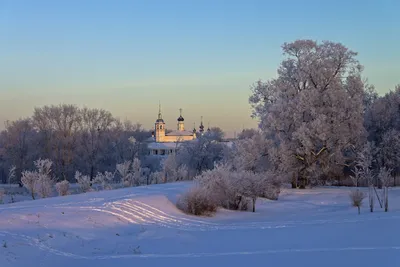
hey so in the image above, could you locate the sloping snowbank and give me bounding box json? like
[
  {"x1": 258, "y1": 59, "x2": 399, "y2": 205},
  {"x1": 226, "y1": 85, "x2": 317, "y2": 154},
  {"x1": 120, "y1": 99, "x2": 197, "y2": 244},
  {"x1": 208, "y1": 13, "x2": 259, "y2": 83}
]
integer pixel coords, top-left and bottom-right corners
[{"x1": 1, "y1": 182, "x2": 400, "y2": 267}]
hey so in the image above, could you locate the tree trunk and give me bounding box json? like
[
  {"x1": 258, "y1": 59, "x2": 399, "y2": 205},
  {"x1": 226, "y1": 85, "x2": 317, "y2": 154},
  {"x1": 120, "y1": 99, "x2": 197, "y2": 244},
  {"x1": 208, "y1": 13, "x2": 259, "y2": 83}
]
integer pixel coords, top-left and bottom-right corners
[
  {"x1": 384, "y1": 187, "x2": 388, "y2": 212},
  {"x1": 291, "y1": 172, "x2": 297, "y2": 188},
  {"x1": 369, "y1": 186, "x2": 374, "y2": 212},
  {"x1": 298, "y1": 176, "x2": 307, "y2": 189},
  {"x1": 252, "y1": 198, "x2": 256, "y2": 213},
  {"x1": 373, "y1": 186, "x2": 383, "y2": 208}
]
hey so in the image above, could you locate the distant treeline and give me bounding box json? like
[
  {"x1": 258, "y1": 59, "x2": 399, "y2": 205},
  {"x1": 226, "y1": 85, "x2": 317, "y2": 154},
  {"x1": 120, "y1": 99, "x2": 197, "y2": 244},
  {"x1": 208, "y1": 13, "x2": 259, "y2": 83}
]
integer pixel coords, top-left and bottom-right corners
[{"x1": 0, "y1": 104, "x2": 154, "y2": 184}]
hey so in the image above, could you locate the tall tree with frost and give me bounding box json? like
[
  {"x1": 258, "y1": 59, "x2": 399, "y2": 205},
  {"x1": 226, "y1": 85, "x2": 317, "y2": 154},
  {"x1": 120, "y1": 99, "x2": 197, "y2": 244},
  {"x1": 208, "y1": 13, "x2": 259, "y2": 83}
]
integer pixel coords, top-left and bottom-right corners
[
  {"x1": 378, "y1": 167, "x2": 392, "y2": 212},
  {"x1": 79, "y1": 107, "x2": 114, "y2": 180},
  {"x1": 116, "y1": 160, "x2": 134, "y2": 187},
  {"x1": 249, "y1": 40, "x2": 366, "y2": 188},
  {"x1": 355, "y1": 142, "x2": 377, "y2": 212},
  {"x1": 32, "y1": 104, "x2": 81, "y2": 180},
  {"x1": 377, "y1": 129, "x2": 400, "y2": 185}
]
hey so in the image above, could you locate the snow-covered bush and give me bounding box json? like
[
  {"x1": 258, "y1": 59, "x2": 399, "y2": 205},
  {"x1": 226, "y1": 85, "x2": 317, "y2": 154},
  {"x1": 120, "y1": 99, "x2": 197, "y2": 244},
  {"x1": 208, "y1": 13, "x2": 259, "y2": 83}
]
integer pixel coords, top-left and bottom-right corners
[
  {"x1": 21, "y1": 159, "x2": 55, "y2": 199},
  {"x1": 132, "y1": 158, "x2": 144, "y2": 186},
  {"x1": 21, "y1": 171, "x2": 37, "y2": 199},
  {"x1": 75, "y1": 171, "x2": 92, "y2": 193},
  {"x1": 36, "y1": 173, "x2": 53, "y2": 198},
  {"x1": 176, "y1": 186, "x2": 218, "y2": 216},
  {"x1": 350, "y1": 189, "x2": 365, "y2": 214},
  {"x1": 94, "y1": 171, "x2": 114, "y2": 190},
  {"x1": 149, "y1": 171, "x2": 163, "y2": 184},
  {"x1": 162, "y1": 154, "x2": 189, "y2": 182},
  {"x1": 116, "y1": 158, "x2": 144, "y2": 187},
  {"x1": 55, "y1": 180, "x2": 70, "y2": 196},
  {"x1": 193, "y1": 163, "x2": 277, "y2": 212},
  {"x1": 35, "y1": 159, "x2": 54, "y2": 198},
  {"x1": 116, "y1": 160, "x2": 134, "y2": 187}
]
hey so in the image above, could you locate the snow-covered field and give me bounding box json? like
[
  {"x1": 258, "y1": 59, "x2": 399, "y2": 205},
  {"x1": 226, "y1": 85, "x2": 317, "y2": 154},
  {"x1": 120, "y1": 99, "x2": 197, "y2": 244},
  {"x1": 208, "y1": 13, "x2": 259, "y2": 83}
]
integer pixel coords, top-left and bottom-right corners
[{"x1": 1, "y1": 182, "x2": 399, "y2": 267}]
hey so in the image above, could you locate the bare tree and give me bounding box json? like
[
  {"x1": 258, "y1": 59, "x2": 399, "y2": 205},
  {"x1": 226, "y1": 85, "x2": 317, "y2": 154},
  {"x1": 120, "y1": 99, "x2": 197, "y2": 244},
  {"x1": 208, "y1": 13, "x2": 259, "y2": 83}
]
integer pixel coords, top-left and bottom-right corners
[
  {"x1": 79, "y1": 107, "x2": 114, "y2": 180},
  {"x1": 378, "y1": 129, "x2": 400, "y2": 186},
  {"x1": 1, "y1": 119, "x2": 36, "y2": 184},
  {"x1": 32, "y1": 104, "x2": 81, "y2": 180},
  {"x1": 75, "y1": 171, "x2": 92, "y2": 193}
]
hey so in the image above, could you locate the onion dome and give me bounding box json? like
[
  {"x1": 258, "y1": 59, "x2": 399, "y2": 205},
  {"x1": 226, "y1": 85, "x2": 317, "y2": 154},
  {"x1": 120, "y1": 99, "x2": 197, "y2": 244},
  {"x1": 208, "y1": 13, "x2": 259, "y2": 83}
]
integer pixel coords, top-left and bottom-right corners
[{"x1": 177, "y1": 108, "x2": 184, "y2": 122}]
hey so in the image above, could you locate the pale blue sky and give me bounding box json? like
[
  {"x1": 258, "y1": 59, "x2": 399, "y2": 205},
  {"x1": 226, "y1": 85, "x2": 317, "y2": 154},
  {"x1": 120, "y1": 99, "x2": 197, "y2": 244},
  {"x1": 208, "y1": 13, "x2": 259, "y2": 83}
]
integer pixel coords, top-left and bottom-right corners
[{"x1": 1, "y1": 0, "x2": 399, "y2": 135}]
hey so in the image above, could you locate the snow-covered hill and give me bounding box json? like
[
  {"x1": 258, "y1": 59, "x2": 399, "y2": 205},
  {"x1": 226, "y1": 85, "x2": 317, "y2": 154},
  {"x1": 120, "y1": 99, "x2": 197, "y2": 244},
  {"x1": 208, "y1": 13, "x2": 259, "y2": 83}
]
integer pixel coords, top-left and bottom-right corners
[{"x1": 1, "y1": 182, "x2": 400, "y2": 267}]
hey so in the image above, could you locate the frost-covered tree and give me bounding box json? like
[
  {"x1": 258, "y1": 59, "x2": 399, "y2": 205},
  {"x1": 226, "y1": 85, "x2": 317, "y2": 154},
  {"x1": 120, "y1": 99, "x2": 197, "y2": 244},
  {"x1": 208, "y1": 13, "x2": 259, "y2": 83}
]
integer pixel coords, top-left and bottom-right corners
[
  {"x1": 21, "y1": 158, "x2": 54, "y2": 199},
  {"x1": 194, "y1": 163, "x2": 277, "y2": 212},
  {"x1": 354, "y1": 142, "x2": 377, "y2": 212},
  {"x1": 78, "y1": 107, "x2": 114, "y2": 180},
  {"x1": 1, "y1": 119, "x2": 36, "y2": 184},
  {"x1": 176, "y1": 135, "x2": 224, "y2": 177},
  {"x1": 228, "y1": 133, "x2": 270, "y2": 173},
  {"x1": 250, "y1": 40, "x2": 366, "y2": 188},
  {"x1": 55, "y1": 180, "x2": 70, "y2": 196},
  {"x1": 21, "y1": 170, "x2": 37, "y2": 199},
  {"x1": 365, "y1": 85, "x2": 400, "y2": 144},
  {"x1": 378, "y1": 167, "x2": 392, "y2": 212},
  {"x1": 349, "y1": 189, "x2": 365, "y2": 215},
  {"x1": 149, "y1": 171, "x2": 163, "y2": 185},
  {"x1": 131, "y1": 158, "x2": 144, "y2": 186},
  {"x1": 75, "y1": 171, "x2": 92, "y2": 193},
  {"x1": 116, "y1": 160, "x2": 133, "y2": 187},
  {"x1": 237, "y1": 171, "x2": 269, "y2": 212},
  {"x1": 8, "y1": 166, "x2": 16, "y2": 185},
  {"x1": 162, "y1": 153, "x2": 189, "y2": 182},
  {"x1": 32, "y1": 105, "x2": 81, "y2": 180},
  {"x1": 206, "y1": 127, "x2": 225, "y2": 142},
  {"x1": 94, "y1": 171, "x2": 115, "y2": 190},
  {"x1": 377, "y1": 129, "x2": 400, "y2": 185},
  {"x1": 237, "y1": 128, "x2": 259, "y2": 140}
]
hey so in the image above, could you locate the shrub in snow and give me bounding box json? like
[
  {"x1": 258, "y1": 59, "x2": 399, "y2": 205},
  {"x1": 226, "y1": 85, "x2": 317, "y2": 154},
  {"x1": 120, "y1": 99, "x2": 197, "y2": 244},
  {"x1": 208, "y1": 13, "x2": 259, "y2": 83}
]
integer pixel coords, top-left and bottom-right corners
[
  {"x1": 21, "y1": 158, "x2": 55, "y2": 199},
  {"x1": 256, "y1": 172, "x2": 282, "y2": 201},
  {"x1": 176, "y1": 186, "x2": 218, "y2": 216},
  {"x1": 162, "y1": 153, "x2": 189, "y2": 182},
  {"x1": 350, "y1": 189, "x2": 365, "y2": 214},
  {"x1": 131, "y1": 158, "x2": 144, "y2": 186},
  {"x1": 35, "y1": 159, "x2": 54, "y2": 198},
  {"x1": 21, "y1": 171, "x2": 37, "y2": 199},
  {"x1": 94, "y1": 171, "x2": 114, "y2": 190},
  {"x1": 55, "y1": 180, "x2": 70, "y2": 196},
  {"x1": 75, "y1": 171, "x2": 92, "y2": 193},
  {"x1": 195, "y1": 164, "x2": 262, "y2": 212},
  {"x1": 186, "y1": 162, "x2": 282, "y2": 214},
  {"x1": 116, "y1": 158, "x2": 145, "y2": 187},
  {"x1": 149, "y1": 171, "x2": 163, "y2": 184},
  {"x1": 36, "y1": 173, "x2": 54, "y2": 198},
  {"x1": 116, "y1": 161, "x2": 134, "y2": 187}
]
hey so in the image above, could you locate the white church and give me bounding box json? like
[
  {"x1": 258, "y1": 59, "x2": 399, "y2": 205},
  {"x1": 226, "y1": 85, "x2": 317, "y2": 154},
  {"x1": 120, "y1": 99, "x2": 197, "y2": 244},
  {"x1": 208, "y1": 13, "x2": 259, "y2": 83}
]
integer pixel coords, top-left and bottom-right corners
[{"x1": 145, "y1": 105, "x2": 210, "y2": 156}]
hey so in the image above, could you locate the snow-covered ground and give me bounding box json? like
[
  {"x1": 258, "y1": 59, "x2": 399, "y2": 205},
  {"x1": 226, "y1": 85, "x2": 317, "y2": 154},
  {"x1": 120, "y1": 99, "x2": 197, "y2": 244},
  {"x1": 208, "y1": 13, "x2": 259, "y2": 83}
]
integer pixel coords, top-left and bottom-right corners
[{"x1": 1, "y1": 182, "x2": 399, "y2": 267}]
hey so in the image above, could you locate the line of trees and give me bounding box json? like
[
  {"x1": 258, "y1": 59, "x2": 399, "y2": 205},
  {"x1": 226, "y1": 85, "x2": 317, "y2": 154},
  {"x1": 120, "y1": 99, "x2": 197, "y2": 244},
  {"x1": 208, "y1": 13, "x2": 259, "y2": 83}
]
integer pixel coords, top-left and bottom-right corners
[{"x1": 0, "y1": 105, "x2": 154, "y2": 184}]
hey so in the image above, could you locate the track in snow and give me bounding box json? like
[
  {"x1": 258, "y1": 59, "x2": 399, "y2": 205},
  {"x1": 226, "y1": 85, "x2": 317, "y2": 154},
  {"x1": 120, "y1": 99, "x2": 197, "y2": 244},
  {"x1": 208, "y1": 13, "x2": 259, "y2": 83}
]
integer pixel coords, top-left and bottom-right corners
[{"x1": 86, "y1": 199, "x2": 400, "y2": 231}]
